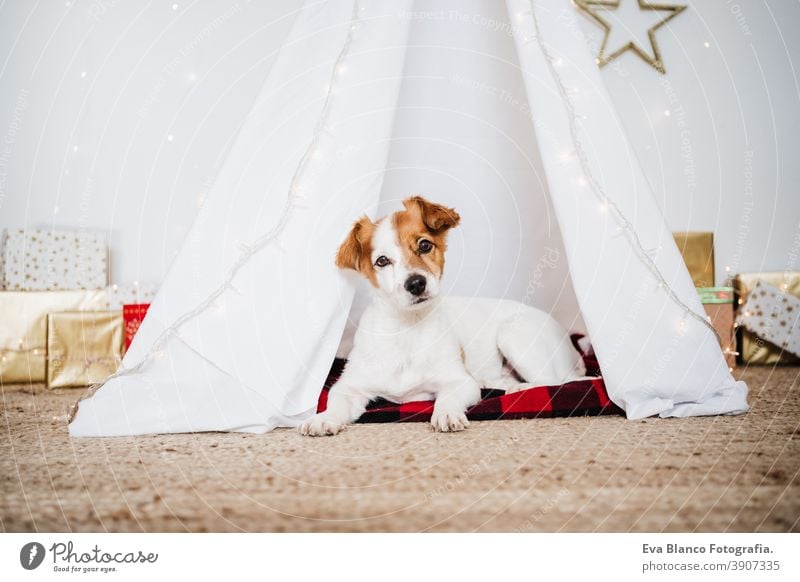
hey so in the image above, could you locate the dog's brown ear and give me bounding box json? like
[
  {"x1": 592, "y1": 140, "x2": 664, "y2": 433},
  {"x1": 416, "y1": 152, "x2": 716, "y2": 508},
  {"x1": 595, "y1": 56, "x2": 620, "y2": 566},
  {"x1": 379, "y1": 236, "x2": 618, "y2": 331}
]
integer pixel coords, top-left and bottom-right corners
[
  {"x1": 335, "y1": 215, "x2": 374, "y2": 272},
  {"x1": 403, "y1": 196, "x2": 460, "y2": 233}
]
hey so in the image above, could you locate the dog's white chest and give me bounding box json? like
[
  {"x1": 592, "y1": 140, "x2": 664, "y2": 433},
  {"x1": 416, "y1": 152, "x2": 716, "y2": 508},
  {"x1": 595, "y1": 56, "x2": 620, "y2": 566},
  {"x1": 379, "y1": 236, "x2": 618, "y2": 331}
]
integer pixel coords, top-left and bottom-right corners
[{"x1": 349, "y1": 305, "x2": 461, "y2": 400}]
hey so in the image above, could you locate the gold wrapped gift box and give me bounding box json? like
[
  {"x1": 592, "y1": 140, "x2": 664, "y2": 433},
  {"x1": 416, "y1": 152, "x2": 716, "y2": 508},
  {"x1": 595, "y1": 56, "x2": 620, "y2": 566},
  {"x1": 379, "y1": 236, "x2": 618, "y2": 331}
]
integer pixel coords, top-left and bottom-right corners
[
  {"x1": 0, "y1": 290, "x2": 108, "y2": 383},
  {"x1": 46, "y1": 311, "x2": 123, "y2": 389},
  {"x1": 734, "y1": 272, "x2": 800, "y2": 365},
  {"x1": 673, "y1": 232, "x2": 715, "y2": 288}
]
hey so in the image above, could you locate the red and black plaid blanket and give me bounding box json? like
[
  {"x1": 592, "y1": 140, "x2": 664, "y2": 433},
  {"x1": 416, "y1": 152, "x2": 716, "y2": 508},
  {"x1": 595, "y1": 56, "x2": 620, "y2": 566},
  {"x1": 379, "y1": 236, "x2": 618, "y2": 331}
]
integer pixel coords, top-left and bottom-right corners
[{"x1": 317, "y1": 336, "x2": 622, "y2": 423}]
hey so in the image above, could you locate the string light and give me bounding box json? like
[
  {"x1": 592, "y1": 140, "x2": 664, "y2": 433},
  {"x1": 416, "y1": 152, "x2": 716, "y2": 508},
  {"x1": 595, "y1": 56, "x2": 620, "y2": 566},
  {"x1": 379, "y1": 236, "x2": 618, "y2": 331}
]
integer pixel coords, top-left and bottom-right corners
[
  {"x1": 663, "y1": 109, "x2": 671, "y2": 117},
  {"x1": 167, "y1": 134, "x2": 174, "y2": 142},
  {"x1": 527, "y1": 1, "x2": 721, "y2": 344},
  {"x1": 703, "y1": 41, "x2": 711, "y2": 48}
]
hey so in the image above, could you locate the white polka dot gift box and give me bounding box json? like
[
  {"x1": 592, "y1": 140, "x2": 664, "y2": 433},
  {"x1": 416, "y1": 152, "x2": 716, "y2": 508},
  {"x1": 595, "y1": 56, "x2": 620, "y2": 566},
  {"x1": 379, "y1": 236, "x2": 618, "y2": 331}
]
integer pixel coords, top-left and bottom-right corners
[
  {"x1": 736, "y1": 279, "x2": 800, "y2": 359},
  {"x1": 1, "y1": 228, "x2": 109, "y2": 291}
]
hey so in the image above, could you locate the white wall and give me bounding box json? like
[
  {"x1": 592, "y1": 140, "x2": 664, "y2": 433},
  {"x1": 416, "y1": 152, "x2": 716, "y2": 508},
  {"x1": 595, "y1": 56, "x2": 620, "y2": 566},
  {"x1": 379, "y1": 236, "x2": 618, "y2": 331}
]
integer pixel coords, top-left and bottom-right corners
[{"x1": 1, "y1": 0, "x2": 798, "y2": 289}]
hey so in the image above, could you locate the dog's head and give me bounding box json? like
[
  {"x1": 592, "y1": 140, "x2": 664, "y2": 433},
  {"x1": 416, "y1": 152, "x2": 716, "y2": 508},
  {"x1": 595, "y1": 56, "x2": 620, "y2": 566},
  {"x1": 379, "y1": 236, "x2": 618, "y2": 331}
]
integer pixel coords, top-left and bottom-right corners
[{"x1": 336, "y1": 196, "x2": 460, "y2": 309}]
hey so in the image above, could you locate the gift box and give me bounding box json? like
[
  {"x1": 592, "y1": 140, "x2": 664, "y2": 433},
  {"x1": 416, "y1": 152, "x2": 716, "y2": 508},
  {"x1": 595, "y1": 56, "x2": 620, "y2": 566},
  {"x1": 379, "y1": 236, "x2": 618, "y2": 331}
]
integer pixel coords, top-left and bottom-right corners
[
  {"x1": 736, "y1": 279, "x2": 800, "y2": 363},
  {"x1": 733, "y1": 272, "x2": 800, "y2": 365},
  {"x1": 123, "y1": 303, "x2": 150, "y2": 350},
  {"x1": 0, "y1": 290, "x2": 109, "y2": 383},
  {"x1": 1, "y1": 228, "x2": 109, "y2": 291},
  {"x1": 673, "y1": 232, "x2": 715, "y2": 288},
  {"x1": 698, "y1": 287, "x2": 736, "y2": 369},
  {"x1": 46, "y1": 311, "x2": 123, "y2": 389},
  {"x1": 104, "y1": 282, "x2": 156, "y2": 311}
]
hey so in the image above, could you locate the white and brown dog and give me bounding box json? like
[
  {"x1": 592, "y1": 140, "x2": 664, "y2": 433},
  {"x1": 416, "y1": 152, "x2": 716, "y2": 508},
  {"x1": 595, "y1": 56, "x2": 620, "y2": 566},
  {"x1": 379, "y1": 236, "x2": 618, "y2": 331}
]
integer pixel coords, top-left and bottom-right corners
[{"x1": 299, "y1": 196, "x2": 585, "y2": 436}]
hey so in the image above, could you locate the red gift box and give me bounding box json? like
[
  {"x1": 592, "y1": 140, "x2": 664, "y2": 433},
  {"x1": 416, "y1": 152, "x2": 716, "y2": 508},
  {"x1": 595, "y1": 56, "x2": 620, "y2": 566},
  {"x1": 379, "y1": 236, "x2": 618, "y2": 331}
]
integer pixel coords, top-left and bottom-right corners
[{"x1": 122, "y1": 303, "x2": 150, "y2": 351}]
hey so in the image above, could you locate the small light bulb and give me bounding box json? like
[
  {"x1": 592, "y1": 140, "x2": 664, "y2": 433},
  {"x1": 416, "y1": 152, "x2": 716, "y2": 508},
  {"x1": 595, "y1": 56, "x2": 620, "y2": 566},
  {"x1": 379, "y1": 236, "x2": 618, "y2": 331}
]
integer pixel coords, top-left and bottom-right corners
[
  {"x1": 172, "y1": 3, "x2": 178, "y2": 10},
  {"x1": 73, "y1": 145, "x2": 79, "y2": 152},
  {"x1": 703, "y1": 41, "x2": 711, "y2": 49},
  {"x1": 167, "y1": 134, "x2": 174, "y2": 142},
  {"x1": 664, "y1": 109, "x2": 671, "y2": 117},
  {"x1": 80, "y1": 71, "x2": 87, "y2": 78}
]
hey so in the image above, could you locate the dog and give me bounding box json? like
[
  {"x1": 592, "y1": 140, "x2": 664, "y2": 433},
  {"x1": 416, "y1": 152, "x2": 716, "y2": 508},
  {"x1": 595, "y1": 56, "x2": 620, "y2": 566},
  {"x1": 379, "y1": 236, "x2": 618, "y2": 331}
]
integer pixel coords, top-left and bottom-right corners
[{"x1": 298, "y1": 196, "x2": 585, "y2": 436}]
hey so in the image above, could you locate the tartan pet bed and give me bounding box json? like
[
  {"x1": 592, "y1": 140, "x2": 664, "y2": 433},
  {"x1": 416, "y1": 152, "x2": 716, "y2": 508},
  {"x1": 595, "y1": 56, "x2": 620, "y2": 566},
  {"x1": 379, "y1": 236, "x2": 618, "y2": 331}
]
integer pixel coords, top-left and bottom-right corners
[{"x1": 317, "y1": 336, "x2": 623, "y2": 423}]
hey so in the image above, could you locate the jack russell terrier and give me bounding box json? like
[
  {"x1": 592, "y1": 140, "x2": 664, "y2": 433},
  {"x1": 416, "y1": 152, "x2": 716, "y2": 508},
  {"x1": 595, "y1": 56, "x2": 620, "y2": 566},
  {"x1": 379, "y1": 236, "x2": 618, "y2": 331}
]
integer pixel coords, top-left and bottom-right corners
[{"x1": 298, "y1": 196, "x2": 585, "y2": 436}]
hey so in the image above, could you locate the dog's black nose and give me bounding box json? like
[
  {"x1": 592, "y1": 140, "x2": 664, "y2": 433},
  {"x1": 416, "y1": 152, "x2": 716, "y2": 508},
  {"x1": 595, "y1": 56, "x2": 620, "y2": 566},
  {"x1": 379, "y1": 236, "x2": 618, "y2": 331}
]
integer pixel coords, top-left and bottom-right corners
[{"x1": 404, "y1": 274, "x2": 427, "y2": 296}]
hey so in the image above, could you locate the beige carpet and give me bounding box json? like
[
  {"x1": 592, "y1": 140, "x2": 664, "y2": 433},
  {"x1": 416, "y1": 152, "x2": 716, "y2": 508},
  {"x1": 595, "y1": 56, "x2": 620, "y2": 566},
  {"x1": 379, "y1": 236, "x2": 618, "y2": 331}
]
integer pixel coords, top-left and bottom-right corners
[{"x1": 1, "y1": 366, "x2": 798, "y2": 532}]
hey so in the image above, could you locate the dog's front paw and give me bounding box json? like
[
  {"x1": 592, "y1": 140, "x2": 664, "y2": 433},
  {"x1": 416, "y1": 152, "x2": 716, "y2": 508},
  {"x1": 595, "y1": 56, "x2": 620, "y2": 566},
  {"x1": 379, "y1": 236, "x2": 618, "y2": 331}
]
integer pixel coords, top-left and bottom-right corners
[
  {"x1": 298, "y1": 414, "x2": 345, "y2": 437},
  {"x1": 431, "y1": 409, "x2": 470, "y2": 432}
]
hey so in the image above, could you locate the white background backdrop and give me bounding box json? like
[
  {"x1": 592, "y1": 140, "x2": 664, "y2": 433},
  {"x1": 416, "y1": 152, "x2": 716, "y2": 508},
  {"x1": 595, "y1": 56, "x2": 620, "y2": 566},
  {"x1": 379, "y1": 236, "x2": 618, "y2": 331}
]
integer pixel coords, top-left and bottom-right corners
[{"x1": 1, "y1": 0, "x2": 798, "y2": 291}]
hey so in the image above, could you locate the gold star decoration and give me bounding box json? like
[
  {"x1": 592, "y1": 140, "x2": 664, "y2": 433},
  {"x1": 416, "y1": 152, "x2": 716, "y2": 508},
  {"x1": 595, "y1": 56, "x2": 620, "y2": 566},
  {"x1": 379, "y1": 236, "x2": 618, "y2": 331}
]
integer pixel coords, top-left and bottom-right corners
[{"x1": 575, "y1": 0, "x2": 687, "y2": 74}]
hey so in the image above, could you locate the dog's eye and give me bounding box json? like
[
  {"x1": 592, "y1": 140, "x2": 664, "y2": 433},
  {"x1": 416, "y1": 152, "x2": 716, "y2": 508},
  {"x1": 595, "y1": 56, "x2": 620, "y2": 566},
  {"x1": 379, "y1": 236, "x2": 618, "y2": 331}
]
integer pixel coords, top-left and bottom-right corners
[
  {"x1": 418, "y1": 239, "x2": 433, "y2": 254},
  {"x1": 375, "y1": 256, "x2": 391, "y2": 268}
]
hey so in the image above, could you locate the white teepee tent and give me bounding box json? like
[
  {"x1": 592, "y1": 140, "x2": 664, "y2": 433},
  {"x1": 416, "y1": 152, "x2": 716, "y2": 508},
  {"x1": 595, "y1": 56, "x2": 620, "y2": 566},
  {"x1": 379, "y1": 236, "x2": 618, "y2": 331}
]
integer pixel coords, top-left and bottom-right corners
[{"x1": 69, "y1": 0, "x2": 748, "y2": 437}]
